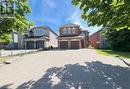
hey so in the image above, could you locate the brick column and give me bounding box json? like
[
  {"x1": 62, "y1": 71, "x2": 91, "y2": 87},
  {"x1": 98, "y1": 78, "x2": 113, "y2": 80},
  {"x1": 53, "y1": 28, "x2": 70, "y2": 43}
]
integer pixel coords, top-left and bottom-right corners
[
  {"x1": 84, "y1": 39, "x2": 86, "y2": 48},
  {"x1": 79, "y1": 40, "x2": 82, "y2": 49}
]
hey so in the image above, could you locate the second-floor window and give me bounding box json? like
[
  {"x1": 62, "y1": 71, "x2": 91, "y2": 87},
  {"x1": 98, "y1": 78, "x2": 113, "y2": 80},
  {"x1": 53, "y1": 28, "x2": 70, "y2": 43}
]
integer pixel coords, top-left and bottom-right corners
[
  {"x1": 72, "y1": 28, "x2": 75, "y2": 33},
  {"x1": 63, "y1": 29, "x2": 68, "y2": 34},
  {"x1": 33, "y1": 29, "x2": 49, "y2": 36},
  {"x1": 63, "y1": 28, "x2": 76, "y2": 34}
]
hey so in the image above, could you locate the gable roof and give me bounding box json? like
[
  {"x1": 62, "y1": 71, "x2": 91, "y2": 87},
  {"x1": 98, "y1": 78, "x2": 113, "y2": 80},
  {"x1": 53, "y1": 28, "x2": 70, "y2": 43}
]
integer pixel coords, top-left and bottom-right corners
[
  {"x1": 89, "y1": 30, "x2": 101, "y2": 37},
  {"x1": 30, "y1": 26, "x2": 58, "y2": 36}
]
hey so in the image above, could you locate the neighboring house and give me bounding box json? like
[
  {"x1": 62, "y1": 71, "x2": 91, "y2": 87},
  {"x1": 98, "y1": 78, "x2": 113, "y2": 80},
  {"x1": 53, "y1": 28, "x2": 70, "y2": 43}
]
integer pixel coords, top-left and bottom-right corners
[
  {"x1": 18, "y1": 26, "x2": 58, "y2": 49},
  {"x1": 11, "y1": 31, "x2": 18, "y2": 49},
  {"x1": 12, "y1": 31, "x2": 18, "y2": 43},
  {"x1": 89, "y1": 30, "x2": 108, "y2": 49},
  {"x1": 58, "y1": 24, "x2": 89, "y2": 49}
]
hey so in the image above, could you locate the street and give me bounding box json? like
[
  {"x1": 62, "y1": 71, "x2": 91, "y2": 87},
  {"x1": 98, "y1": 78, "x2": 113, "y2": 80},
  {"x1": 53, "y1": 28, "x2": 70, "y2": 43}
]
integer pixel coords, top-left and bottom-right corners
[{"x1": 0, "y1": 49, "x2": 130, "y2": 89}]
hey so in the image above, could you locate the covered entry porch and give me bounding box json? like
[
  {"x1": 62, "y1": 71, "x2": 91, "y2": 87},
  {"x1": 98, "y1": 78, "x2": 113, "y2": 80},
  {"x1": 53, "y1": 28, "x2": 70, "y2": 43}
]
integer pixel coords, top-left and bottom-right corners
[{"x1": 24, "y1": 37, "x2": 49, "y2": 49}]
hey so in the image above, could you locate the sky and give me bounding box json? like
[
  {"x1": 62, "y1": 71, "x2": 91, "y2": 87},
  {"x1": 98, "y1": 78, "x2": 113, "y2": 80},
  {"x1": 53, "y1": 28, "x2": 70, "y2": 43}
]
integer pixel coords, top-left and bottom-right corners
[{"x1": 26, "y1": 0, "x2": 102, "y2": 35}]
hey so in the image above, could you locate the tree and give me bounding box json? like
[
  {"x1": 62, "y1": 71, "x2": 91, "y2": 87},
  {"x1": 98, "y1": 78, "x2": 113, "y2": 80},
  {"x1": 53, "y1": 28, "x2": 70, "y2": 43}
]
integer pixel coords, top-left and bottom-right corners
[
  {"x1": 0, "y1": 34, "x2": 12, "y2": 44},
  {"x1": 105, "y1": 28, "x2": 130, "y2": 51},
  {"x1": 72, "y1": 0, "x2": 130, "y2": 30},
  {"x1": 0, "y1": 0, "x2": 34, "y2": 42}
]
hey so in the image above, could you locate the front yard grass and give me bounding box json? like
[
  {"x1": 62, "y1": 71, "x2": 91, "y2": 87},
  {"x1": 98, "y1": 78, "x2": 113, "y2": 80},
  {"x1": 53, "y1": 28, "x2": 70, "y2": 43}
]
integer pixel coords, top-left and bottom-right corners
[
  {"x1": 96, "y1": 49, "x2": 130, "y2": 59},
  {"x1": 0, "y1": 57, "x2": 6, "y2": 62}
]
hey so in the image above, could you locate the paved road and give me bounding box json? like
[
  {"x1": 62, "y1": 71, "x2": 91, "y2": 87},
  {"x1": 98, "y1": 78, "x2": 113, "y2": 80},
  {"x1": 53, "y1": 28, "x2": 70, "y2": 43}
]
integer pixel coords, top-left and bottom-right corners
[{"x1": 0, "y1": 49, "x2": 130, "y2": 89}]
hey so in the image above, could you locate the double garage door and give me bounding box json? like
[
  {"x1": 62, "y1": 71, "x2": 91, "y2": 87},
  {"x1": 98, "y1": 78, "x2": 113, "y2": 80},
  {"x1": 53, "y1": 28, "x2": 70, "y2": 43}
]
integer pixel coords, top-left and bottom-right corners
[
  {"x1": 71, "y1": 41, "x2": 80, "y2": 49},
  {"x1": 26, "y1": 41, "x2": 44, "y2": 49},
  {"x1": 60, "y1": 41, "x2": 79, "y2": 49},
  {"x1": 36, "y1": 41, "x2": 44, "y2": 49},
  {"x1": 26, "y1": 41, "x2": 34, "y2": 49},
  {"x1": 60, "y1": 41, "x2": 68, "y2": 49}
]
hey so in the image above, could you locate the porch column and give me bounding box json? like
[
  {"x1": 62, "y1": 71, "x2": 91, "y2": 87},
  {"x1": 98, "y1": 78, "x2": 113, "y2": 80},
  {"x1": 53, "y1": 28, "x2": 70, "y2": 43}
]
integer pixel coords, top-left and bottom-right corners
[
  {"x1": 43, "y1": 40, "x2": 45, "y2": 48},
  {"x1": 24, "y1": 41, "x2": 27, "y2": 49},
  {"x1": 34, "y1": 41, "x2": 36, "y2": 49},
  {"x1": 79, "y1": 40, "x2": 82, "y2": 49},
  {"x1": 84, "y1": 39, "x2": 86, "y2": 48},
  {"x1": 58, "y1": 40, "x2": 60, "y2": 49},
  {"x1": 68, "y1": 41, "x2": 71, "y2": 49},
  {"x1": 44, "y1": 41, "x2": 47, "y2": 48}
]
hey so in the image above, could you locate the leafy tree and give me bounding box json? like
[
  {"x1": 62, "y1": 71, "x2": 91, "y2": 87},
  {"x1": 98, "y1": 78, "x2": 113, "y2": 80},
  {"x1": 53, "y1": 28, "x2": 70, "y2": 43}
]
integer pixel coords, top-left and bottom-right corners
[
  {"x1": 0, "y1": 0, "x2": 34, "y2": 42},
  {"x1": 105, "y1": 28, "x2": 130, "y2": 51},
  {"x1": 72, "y1": 0, "x2": 130, "y2": 30},
  {"x1": 0, "y1": 34, "x2": 12, "y2": 44},
  {"x1": 72, "y1": 0, "x2": 130, "y2": 51}
]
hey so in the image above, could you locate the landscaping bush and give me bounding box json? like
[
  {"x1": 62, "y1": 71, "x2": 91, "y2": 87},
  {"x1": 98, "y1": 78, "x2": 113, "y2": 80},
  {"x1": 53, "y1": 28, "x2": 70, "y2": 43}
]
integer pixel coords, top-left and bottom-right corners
[{"x1": 106, "y1": 28, "x2": 130, "y2": 51}]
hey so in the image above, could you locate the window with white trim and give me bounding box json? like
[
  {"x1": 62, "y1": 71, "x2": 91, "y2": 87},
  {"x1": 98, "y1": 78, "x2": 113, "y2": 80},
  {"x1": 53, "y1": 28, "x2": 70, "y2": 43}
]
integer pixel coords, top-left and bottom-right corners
[
  {"x1": 63, "y1": 29, "x2": 68, "y2": 34},
  {"x1": 72, "y1": 28, "x2": 75, "y2": 33},
  {"x1": 63, "y1": 28, "x2": 76, "y2": 34}
]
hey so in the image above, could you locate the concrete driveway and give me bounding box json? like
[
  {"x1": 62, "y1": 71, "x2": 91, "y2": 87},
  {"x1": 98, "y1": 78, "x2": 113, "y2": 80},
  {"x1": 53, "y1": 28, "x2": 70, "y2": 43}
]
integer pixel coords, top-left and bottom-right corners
[{"x1": 0, "y1": 49, "x2": 130, "y2": 89}]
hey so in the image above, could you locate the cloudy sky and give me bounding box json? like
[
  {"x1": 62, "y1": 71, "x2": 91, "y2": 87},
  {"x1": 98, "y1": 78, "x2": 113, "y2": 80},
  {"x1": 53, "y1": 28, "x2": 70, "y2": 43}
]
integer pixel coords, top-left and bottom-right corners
[{"x1": 26, "y1": 0, "x2": 102, "y2": 35}]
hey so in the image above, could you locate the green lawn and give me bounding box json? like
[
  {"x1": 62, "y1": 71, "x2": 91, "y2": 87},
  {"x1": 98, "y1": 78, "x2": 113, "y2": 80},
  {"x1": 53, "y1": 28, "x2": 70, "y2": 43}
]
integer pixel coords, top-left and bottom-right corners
[
  {"x1": 96, "y1": 49, "x2": 130, "y2": 59},
  {"x1": 0, "y1": 57, "x2": 6, "y2": 62}
]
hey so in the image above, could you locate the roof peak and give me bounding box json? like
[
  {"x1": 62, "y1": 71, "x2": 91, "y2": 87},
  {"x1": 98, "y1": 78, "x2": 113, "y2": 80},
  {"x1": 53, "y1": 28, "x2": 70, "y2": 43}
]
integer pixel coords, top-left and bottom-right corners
[{"x1": 61, "y1": 23, "x2": 80, "y2": 27}]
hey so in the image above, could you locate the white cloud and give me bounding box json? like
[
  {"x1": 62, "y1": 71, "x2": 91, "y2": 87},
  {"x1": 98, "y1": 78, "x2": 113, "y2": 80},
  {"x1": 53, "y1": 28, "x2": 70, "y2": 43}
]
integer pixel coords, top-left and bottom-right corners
[
  {"x1": 46, "y1": 19, "x2": 58, "y2": 23},
  {"x1": 34, "y1": 17, "x2": 58, "y2": 23},
  {"x1": 68, "y1": 10, "x2": 102, "y2": 35},
  {"x1": 68, "y1": 10, "x2": 87, "y2": 28},
  {"x1": 45, "y1": 0, "x2": 56, "y2": 8}
]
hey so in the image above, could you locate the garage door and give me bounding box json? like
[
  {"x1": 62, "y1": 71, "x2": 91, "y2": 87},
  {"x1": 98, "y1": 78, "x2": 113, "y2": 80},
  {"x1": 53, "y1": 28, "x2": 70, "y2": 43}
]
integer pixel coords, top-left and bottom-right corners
[
  {"x1": 60, "y1": 41, "x2": 68, "y2": 49},
  {"x1": 36, "y1": 41, "x2": 44, "y2": 49},
  {"x1": 71, "y1": 41, "x2": 79, "y2": 49},
  {"x1": 26, "y1": 41, "x2": 34, "y2": 49}
]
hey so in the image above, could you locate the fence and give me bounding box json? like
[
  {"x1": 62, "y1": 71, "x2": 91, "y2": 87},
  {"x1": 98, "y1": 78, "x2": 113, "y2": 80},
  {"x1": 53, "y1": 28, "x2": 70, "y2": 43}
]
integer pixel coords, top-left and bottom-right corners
[{"x1": 0, "y1": 50, "x2": 38, "y2": 57}]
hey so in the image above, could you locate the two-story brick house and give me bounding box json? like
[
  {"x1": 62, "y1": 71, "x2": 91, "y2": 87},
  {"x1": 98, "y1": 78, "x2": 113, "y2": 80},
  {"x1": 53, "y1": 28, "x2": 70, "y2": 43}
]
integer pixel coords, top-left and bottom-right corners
[
  {"x1": 58, "y1": 24, "x2": 89, "y2": 49},
  {"x1": 89, "y1": 30, "x2": 108, "y2": 49},
  {"x1": 18, "y1": 26, "x2": 58, "y2": 49}
]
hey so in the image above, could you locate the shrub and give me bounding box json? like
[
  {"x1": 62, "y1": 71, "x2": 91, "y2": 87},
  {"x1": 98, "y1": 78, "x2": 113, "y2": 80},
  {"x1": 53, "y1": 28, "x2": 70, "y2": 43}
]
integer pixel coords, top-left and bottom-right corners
[{"x1": 106, "y1": 28, "x2": 130, "y2": 51}]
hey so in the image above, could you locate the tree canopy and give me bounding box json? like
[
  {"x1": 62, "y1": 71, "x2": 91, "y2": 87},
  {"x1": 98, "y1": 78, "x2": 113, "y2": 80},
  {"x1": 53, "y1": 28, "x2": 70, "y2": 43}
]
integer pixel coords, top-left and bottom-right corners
[
  {"x1": 105, "y1": 28, "x2": 130, "y2": 51},
  {"x1": 72, "y1": 0, "x2": 130, "y2": 30},
  {"x1": 0, "y1": 0, "x2": 34, "y2": 42}
]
